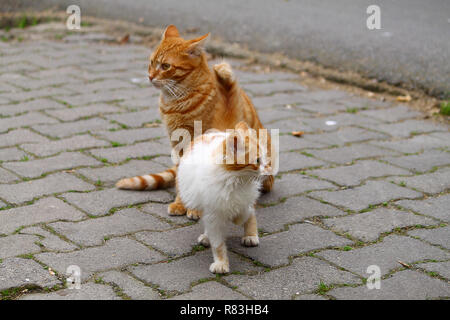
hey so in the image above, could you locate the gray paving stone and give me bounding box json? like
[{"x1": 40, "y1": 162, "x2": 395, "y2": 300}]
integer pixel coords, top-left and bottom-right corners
[
  {"x1": 3, "y1": 152, "x2": 100, "y2": 178},
  {"x1": 45, "y1": 104, "x2": 122, "y2": 121},
  {"x1": 98, "y1": 270, "x2": 161, "y2": 300},
  {"x1": 323, "y1": 208, "x2": 438, "y2": 241},
  {"x1": 258, "y1": 107, "x2": 307, "y2": 125},
  {"x1": 408, "y1": 226, "x2": 450, "y2": 249},
  {"x1": 20, "y1": 282, "x2": 121, "y2": 300},
  {"x1": 417, "y1": 261, "x2": 450, "y2": 280},
  {"x1": 0, "y1": 167, "x2": 19, "y2": 183},
  {"x1": 395, "y1": 195, "x2": 450, "y2": 222},
  {"x1": 231, "y1": 223, "x2": 351, "y2": 267},
  {"x1": 383, "y1": 151, "x2": 449, "y2": 173},
  {"x1": 78, "y1": 159, "x2": 167, "y2": 185},
  {"x1": 21, "y1": 134, "x2": 110, "y2": 157},
  {"x1": 130, "y1": 250, "x2": 260, "y2": 292},
  {"x1": 267, "y1": 117, "x2": 315, "y2": 134},
  {"x1": 0, "y1": 234, "x2": 41, "y2": 259},
  {"x1": 32, "y1": 117, "x2": 120, "y2": 138},
  {"x1": 279, "y1": 152, "x2": 326, "y2": 172},
  {"x1": 225, "y1": 256, "x2": 360, "y2": 299},
  {"x1": 251, "y1": 92, "x2": 312, "y2": 109},
  {"x1": 2, "y1": 87, "x2": 72, "y2": 102},
  {"x1": 0, "y1": 200, "x2": 5, "y2": 208},
  {"x1": 0, "y1": 99, "x2": 66, "y2": 116},
  {"x1": 360, "y1": 105, "x2": 423, "y2": 122},
  {"x1": 310, "y1": 181, "x2": 423, "y2": 212},
  {"x1": 297, "y1": 103, "x2": 349, "y2": 115},
  {"x1": 328, "y1": 270, "x2": 449, "y2": 300},
  {"x1": 61, "y1": 188, "x2": 173, "y2": 216},
  {"x1": 370, "y1": 134, "x2": 450, "y2": 154},
  {"x1": 301, "y1": 113, "x2": 381, "y2": 132},
  {"x1": 317, "y1": 235, "x2": 450, "y2": 277},
  {"x1": 0, "y1": 173, "x2": 95, "y2": 204},
  {"x1": 89, "y1": 141, "x2": 170, "y2": 163},
  {"x1": 0, "y1": 197, "x2": 85, "y2": 235},
  {"x1": 36, "y1": 237, "x2": 165, "y2": 281},
  {"x1": 0, "y1": 257, "x2": 60, "y2": 291},
  {"x1": 294, "y1": 294, "x2": 328, "y2": 300},
  {"x1": 21, "y1": 226, "x2": 78, "y2": 252},
  {"x1": 96, "y1": 126, "x2": 167, "y2": 144},
  {"x1": 304, "y1": 127, "x2": 388, "y2": 146},
  {"x1": 308, "y1": 160, "x2": 412, "y2": 186},
  {"x1": 306, "y1": 144, "x2": 399, "y2": 164},
  {"x1": 169, "y1": 281, "x2": 248, "y2": 300},
  {"x1": 257, "y1": 196, "x2": 345, "y2": 233},
  {"x1": 0, "y1": 147, "x2": 27, "y2": 161},
  {"x1": 64, "y1": 79, "x2": 136, "y2": 94},
  {"x1": 363, "y1": 119, "x2": 447, "y2": 138},
  {"x1": 391, "y1": 168, "x2": 450, "y2": 194},
  {"x1": 135, "y1": 224, "x2": 203, "y2": 258},
  {"x1": 278, "y1": 134, "x2": 327, "y2": 152},
  {"x1": 140, "y1": 202, "x2": 187, "y2": 225},
  {"x1": 49, "y1": 208, "x2": 171, "y2": 246},
  {"x1": 243, "y1": 81, "x2": 306, "y2": 95},
  {"x1": 106, "y1": 109, "x2": 160, "y2": 127},
  {"x1": 306, "y1": 90, "x2": 352, "y2": 103},
  {"x1": 258, "y1": 173, "x2": 336, "y2": 205},
  {"x1": 233, "y1": 70, "x2": 298, "y2": 83},
  {"x1": 0, "y1": 112, "x2": 58, "y2": 133}
]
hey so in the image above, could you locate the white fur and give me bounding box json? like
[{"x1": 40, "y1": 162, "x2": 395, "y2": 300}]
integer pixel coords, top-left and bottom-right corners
[{"x1": 177, "y1": 132, "x2": 265, "y2": 272}]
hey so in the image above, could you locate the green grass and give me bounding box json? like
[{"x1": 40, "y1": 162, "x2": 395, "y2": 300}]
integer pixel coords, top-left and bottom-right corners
[
  {"x1": 440, "y1": 101, "x2": 450, "y2": 116},
  {"x1": 346, "y1": 107, "x2": 358, "y2": 114},
  {"x1": 110, "y1": 141, "x2": 124, "y2": 148}
]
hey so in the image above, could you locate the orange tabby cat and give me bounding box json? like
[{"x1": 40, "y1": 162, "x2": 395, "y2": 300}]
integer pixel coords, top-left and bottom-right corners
[{"x1": 116, "y1": 25, "x2": 274, "y2": 219}]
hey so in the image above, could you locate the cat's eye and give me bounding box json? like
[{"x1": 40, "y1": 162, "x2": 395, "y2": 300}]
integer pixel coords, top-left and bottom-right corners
[
  {"x1": 161, "y1": 63, "x2": 171, "y2": 70},
  {"x1": 256, "y1": 158, "x2": 261, "y2": 164}
]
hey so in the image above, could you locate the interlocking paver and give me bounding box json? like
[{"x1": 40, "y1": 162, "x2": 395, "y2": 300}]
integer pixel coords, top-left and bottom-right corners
[
  {"x1": 0, "y1": 257, "x2": 60, "y2": 291},
  {"x1": 36, "y1": 237, "x2": 166, "y2": 281},
  {"x1": 323, "y1": 208, "x2": 438, "y2": 241},
  {"x1": 308, "y1": 160, "x2": 411, "y2": 186},
  {"x1": 49, "y1": 208, "x2": 171, "y2": 246},
  {"x1": 391, "y1": 167, "x2": 450, "y2": 194},
  {"x1": 317, "y1": 235, "x2": 450, "y2": 277},
  {"x1": 3, "y1": 152, "x2": 100, "y2": 178},
  {"x1": 328, "y1": 270, "x2": 450, "y2": 300},
  {"x1": 225, "y1": 256, "x2": 360, "y2": 299},
  {"x1": 1, "y1": 27, "x2": 448, "y2": 300},
  {"x1": 408, "y1": 226, "x2": 450, "y2": 249},
  {"x1": 0, "y1": 197, "x2": 85, "y2": 235},
  {"x1": 230, "y1": 223, "x2": 351, "y2": 267},
  {"x1": 61, "y1": 188, "x2": 173, "y2": 216},
  {"x1": 395, "y1": 195, "x2": 450, "y2": 222},
  {"x1": 257, "y1": 196, "x2": 346, "y2": 233},
  {"x1": 130, "y1": 250, "x2": 261, "y2": 292},
  {"x1": 0, "y1": 173, "x2": 95, "y2": 204},
  {"x1": 310, "y1": 181, "x2": 423, "y2": 212},
  {"x1": 20, "y1": 134, "x2": 110, "y2": 157}
]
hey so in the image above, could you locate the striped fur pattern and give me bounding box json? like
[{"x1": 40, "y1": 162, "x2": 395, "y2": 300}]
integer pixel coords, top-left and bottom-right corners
[{"x1": 115, "y1": 166, "x2": 177, "y2": 190}]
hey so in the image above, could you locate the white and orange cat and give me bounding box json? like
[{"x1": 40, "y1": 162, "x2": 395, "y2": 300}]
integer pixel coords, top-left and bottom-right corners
[
  {"x1": 177, "y1": 121, "x2": 272, "y2": 273},
  {"x1": 116, "y1": 25, "x2": 275, "y2": 220}
]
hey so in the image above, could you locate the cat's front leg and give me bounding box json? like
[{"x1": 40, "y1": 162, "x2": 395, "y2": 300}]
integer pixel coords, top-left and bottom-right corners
[{"x1": 204, "y1": 221, "x2": 229, "y2": 274}]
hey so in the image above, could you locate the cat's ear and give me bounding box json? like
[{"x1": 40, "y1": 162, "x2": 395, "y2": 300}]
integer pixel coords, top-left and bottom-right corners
[
  {"x1": 235, "y1": 121, "x2": 249, "y2": 131},
  {"x1": 186, "y1": 33, "x2": 209, "y2": 56},
  {"x1": 162, "y1": 25, "x2": 180, "y2": 40}
]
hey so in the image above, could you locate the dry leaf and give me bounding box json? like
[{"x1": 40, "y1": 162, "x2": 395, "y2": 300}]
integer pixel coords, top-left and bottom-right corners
[
  {"x1": 144, "y1": 122, "x2": 160, "y2": 128},
  {"x1": 118, "y1": 34, "x2": 130, "y2": 45},
  {"x1": 396, "y1": 95, "x2": 411, "y2": 102},
  {"x1": 291, "y1": 131, "x2": 304, "y2": 137},
  {"x1": 397, "y1": 260, "x2": 411, "y2": 268}
]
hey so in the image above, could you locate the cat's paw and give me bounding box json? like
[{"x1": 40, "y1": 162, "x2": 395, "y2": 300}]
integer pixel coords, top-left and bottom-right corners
[
  {"x1": 209, "y1": 261, "x2": 230, "y2": 274},
  {"x1": 168, "y1": 201, "x2": 187, "y2": 216},
  {"x1": 241, "y1": 235, "x2": 259, "y2": 247},
  {"x1": 187, "y1": 209, "x2": 202, "y2": 220},
  {"x1": 197, "y1": 234, "x2": 210, "y2": 247}
]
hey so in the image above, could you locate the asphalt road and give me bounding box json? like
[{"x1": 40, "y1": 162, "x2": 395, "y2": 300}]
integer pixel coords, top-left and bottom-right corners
[{"x1": 5, "y1": 0, "x2": 450, "y2": 98}]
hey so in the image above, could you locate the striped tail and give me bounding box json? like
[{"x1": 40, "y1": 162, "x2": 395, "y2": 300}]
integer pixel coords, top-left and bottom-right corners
[{"x1": 115, "y1": 166, "x2": 177, "y2": 190}]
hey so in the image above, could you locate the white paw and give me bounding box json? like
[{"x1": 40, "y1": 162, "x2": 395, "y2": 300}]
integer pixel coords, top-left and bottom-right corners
[
  {"x1": 209, "y1": 261, "x2": 229, "y2": 274},
  {"x1": 187, "y1": 209, "x2": 201, "y2": 220},
  {"x1": 197, "y1": 234, "x2": 210, "y2": 247},
  {"x1": 241, "y1": 235, "x2": 259, "y2": 247}
]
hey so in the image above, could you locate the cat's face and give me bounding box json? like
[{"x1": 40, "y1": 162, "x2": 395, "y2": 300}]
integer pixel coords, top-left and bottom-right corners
[
  {"x1": 221, "y1": 122, "x2": 272, "y2": 176},
  {"x1": 148, "y1": 25, "x2": 208, "y2": 97}
]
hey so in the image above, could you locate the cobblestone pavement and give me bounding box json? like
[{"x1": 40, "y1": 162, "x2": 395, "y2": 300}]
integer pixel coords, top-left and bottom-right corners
[{"x1": 0, "y1": 32, "x2": 449, "y2": 300}]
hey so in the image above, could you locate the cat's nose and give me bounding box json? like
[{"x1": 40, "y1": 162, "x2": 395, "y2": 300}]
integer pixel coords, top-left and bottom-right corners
[{"x1": 148, "y1": 75, "x2": 154, "y2": 82}]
